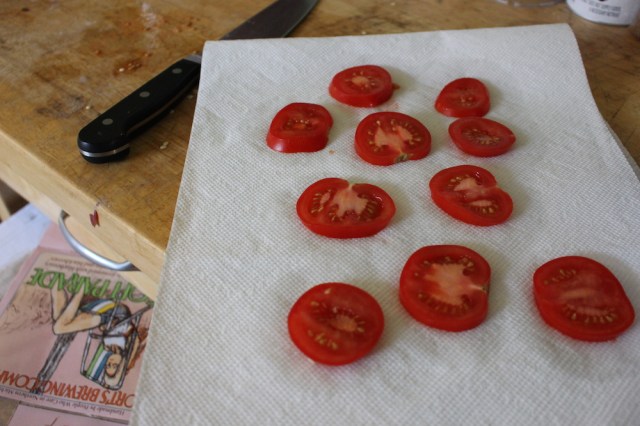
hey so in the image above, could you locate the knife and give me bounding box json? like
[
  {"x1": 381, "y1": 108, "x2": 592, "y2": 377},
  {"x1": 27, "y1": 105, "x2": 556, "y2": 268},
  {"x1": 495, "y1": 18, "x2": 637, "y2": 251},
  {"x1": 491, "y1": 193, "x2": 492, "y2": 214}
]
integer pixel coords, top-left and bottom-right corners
[{"x1": 78, "y1": 0, "x2": 318, "y2": 163}]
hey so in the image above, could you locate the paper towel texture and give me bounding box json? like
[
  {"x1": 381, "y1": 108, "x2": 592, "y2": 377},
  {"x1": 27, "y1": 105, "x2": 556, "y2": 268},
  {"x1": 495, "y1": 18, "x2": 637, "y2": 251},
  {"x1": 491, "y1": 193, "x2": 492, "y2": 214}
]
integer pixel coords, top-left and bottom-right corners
[{"x1": 132, "y1": 24, "x2": 640, "y2": 425}]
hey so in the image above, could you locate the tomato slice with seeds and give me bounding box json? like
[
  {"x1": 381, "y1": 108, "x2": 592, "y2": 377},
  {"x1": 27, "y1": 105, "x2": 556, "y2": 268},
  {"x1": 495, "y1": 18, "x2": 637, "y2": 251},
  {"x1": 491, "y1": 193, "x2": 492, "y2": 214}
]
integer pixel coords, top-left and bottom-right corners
[
  {"x1": 296, "y1": 178, "x2": 396, "y2": 238},
  {"x1": 288, "y1": 282, "x2": 385, "y2": 365},
  {"x1": 267, "y1": 103, "x2": 333, "y2": 153},
  {"x1": 533, "y1": 256, "x2": 635, "y2": 342},
  {"x1": 355, "y1": 112, "x2": 431, "y2": 166},
  {"x1": 429, "y1": 165, "x2": 513, "y2": 226},
  {"x1": 435, "y1": 77, "x2": 490, "y2": 118},
  {"x1": 329, "y1": 65, "x2": 394, "y2": 107},
  {"x1": 399, "y1": 245, "x2": 491, "y2": 332},
  {"x1": 449, "y1": 117, "x2": 516, "y2": 157}
]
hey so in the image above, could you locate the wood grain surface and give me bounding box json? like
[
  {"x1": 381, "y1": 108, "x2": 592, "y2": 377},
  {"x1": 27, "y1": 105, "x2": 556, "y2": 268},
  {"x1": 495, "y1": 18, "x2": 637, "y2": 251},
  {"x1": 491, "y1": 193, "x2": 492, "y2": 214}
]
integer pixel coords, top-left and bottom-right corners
[{"x1": 0, "y1": 0, "x2": 638, "y2": 298}]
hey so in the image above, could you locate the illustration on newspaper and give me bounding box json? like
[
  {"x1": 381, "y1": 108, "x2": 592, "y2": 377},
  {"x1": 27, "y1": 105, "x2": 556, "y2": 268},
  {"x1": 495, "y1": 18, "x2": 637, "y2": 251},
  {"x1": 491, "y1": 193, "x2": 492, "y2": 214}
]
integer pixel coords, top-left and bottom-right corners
[{"x1": 0, "y1": 225, "x2": 154, "y2": 423}]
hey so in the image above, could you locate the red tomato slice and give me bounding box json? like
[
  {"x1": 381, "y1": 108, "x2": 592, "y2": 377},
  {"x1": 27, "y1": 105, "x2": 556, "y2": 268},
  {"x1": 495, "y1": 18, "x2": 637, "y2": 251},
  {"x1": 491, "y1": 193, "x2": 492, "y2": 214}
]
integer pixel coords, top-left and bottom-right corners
[
  {"x1": 296, "y1": 178, "x2": 396, "y2": 239},
  {"x1": 435, "y1": 78, "x2": 490, "y2": 117},
  {"x1": 399, "y1": 245, "x2": 491, "y2": 332},
  {"x1": 449, "y1": 117, "x2": 516, "y2": 157},
  {"x1": 329, "y1": 65, "x2": 394, "y2": 107},
  {"x1": 354, "y1": 112, "x2": 432, "y2": 166},
  {"x1": 429, "y1": 165, "x2": 513, "y2": 226},
  {"x1": 288, "y1": 282, "x2": 385, "y2": 365},
  {"x1": 267, "y1": 103, "x2": 333, "y2": 153},
  {"x1": 533, "y1": 256, "x2": 635, "y2": 342}
]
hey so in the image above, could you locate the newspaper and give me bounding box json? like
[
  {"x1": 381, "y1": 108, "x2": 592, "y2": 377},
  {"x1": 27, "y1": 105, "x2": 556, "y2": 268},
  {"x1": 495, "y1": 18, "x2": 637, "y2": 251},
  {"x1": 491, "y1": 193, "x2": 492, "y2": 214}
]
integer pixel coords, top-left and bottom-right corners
[{"x1": 0, "y1": 224, "x2": 154, "y2": 424}]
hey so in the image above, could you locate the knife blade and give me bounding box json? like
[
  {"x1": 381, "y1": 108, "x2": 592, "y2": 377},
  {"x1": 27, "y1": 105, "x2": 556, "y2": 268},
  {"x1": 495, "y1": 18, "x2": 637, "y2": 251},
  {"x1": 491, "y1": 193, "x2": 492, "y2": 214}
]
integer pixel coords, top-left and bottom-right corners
[{"x1": 77, "y1": 0, "x2": 318, "y2": 163}]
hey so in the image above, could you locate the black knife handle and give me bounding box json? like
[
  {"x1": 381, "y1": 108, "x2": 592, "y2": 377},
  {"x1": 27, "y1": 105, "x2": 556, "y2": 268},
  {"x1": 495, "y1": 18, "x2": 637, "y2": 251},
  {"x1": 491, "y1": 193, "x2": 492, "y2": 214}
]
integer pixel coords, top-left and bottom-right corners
[{"x1": 77, "y1": 56, "x2": 201, "y2": 163}]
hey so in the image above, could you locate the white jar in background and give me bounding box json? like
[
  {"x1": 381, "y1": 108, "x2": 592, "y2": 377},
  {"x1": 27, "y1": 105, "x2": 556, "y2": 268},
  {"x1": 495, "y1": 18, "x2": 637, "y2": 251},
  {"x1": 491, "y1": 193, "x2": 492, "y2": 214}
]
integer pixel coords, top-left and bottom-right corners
[{"x1": 567, "y1": 0, "x2": 640, "y2": 25}]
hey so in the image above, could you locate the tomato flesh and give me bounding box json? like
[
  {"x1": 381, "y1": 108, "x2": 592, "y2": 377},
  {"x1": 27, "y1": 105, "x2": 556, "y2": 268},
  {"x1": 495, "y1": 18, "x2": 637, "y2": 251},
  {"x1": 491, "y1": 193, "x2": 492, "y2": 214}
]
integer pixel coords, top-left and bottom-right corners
[
  {"x1": 399, "y1": 245, "x2": 491, "y2": 332},
  {"x1": 329, "y1": 65, "x2": 394, "y2": 107},
  {"x1": 435, "y1": 78, "x2": 490, "y2": 117},
  {"x1": 449, "y1": 117, "x2": 515, "y2": 157},
  {"x1": 429, "y1": 165, "x2": 513, "y2": 226},
  {"x1": 267, "y1": 103, "x2": 333, "y2": 153},
  {"x1": 296, "y1": 178, "x2": 396, "y2": 238},
  {"x1": 355, "y1": 112, "x2": 431, "y2": 166},
  {"x1": 533, "y1": 256, "x2": 635, "y2": 342},
  {"x1": 288, "y1": 283, "x2": 385, "y2": 365}
]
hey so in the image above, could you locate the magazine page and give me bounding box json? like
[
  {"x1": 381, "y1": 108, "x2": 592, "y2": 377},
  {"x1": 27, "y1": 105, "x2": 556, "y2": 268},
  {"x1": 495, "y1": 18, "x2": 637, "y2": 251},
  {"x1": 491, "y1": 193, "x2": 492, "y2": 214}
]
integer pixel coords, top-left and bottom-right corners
[
  {"x1": 0, "y1": 224, "x2": 154, "y2": 424},
  {"x1": 8, "y1": 403, "x2": 122, "y2": 426}
]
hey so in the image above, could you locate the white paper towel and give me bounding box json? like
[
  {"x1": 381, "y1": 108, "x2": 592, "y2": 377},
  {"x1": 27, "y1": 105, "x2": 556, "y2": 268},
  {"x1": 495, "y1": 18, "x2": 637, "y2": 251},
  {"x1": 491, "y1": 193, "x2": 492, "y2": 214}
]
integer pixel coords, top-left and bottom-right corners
[{"x1": 132, "y1": 24, "x2": 640, "y2": 425}]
